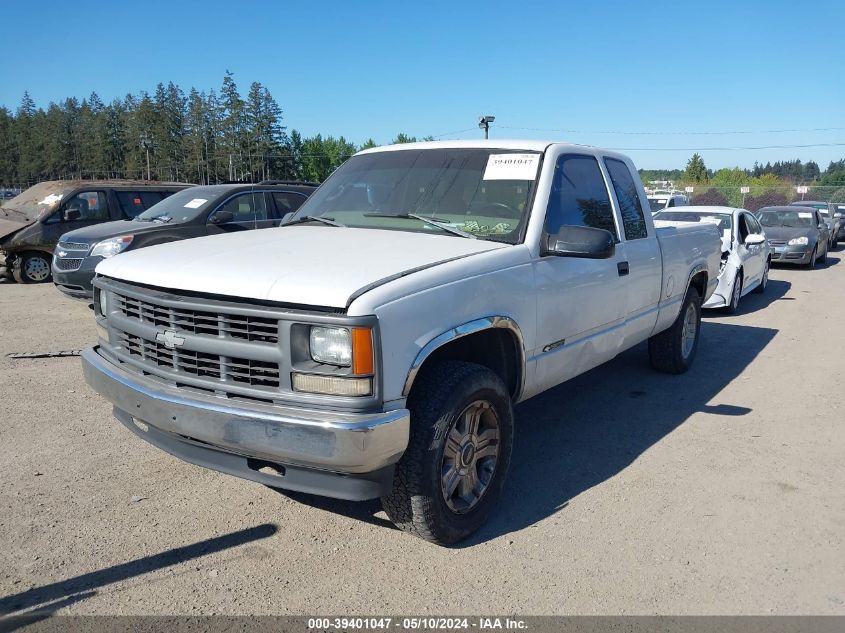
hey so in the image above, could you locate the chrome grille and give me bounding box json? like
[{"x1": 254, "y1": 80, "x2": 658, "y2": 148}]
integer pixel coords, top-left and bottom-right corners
[
  {"x1": 116, "y1": 331, "x2": 280, "y2": 388},
  {"x1": 116, "y1": 294, "x2": 279, "y2": 343},
  {"x1": 57, "y1": 241, "x2": 89, "y2": 251},
  {"x1": 55, "y1": 258, "x2": 83, "y2": 271}
]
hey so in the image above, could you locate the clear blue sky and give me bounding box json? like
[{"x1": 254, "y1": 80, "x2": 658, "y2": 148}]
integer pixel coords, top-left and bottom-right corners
[{"x1": 2, "y1": 0, "x2": 844, "y2": 170}]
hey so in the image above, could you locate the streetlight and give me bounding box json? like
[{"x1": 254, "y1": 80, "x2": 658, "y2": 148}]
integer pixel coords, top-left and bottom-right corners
[
  {"x1": 478, "y1": 115, "x2": 495, "y2": 139},
  {"x1": 139, "y1": 134, "x2": 152, "y2": 180}
]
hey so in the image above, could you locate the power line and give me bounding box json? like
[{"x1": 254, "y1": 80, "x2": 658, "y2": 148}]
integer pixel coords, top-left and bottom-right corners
[
  {"x1": 609, "y1": 142, "x2": 845, "y2": 151},
  {"x1": 497, "y1": 125, "x2": 845, "y2": 136}
]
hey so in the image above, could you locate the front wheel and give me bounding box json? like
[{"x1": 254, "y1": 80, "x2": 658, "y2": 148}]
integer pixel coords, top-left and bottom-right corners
[
  {"x1": 13, "y1": 252, "x2": 52, "y2": 284},
  {"x1": 753, "y1": 261, "x2": 769, "y2": 294},
  {"x1": 648, "y1": 286, "x2": 702, "y2": 374},
  {"x1": 381, "y1": 361, "x2": 514, "y2": 545},
  {"x1": 723, "y1": 272, "x2": 742, "y2": 314},
  {"x1": 806, "y1": 246, "x2": 817, "y2": 270}
]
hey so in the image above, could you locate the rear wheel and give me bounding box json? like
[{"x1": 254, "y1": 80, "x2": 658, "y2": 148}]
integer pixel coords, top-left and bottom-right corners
[
  {"x1": 381, "y1": 360, "x2": 514, "y2": 545},
  {"x1": 13, "y1": 252, "x2": 52, "y2": 284},
  {"x1": 648, "y1": 286, "x2": 701, "y2": 374}
]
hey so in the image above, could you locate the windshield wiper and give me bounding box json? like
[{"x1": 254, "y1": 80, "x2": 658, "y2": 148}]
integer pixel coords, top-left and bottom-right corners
[
  {"x1": 284, "y1": 215, "x2": 345, "y2": 227},
  {"x1": 151, "y1": 216, "x2": 172, "y2": 224},
  {"x1": 363, "y1": 213, "x2": 476, "y2": 239}
]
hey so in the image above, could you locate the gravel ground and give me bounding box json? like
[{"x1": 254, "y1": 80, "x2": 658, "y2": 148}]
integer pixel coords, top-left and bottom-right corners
[{"x1": 0, "y1": 252, "x2": 843, "y2": 616}]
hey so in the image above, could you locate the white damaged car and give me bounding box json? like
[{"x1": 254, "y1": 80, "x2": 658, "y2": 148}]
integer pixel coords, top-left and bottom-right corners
[{"x1": 654, "y1": 206, "x2": 770, "y2": 313}]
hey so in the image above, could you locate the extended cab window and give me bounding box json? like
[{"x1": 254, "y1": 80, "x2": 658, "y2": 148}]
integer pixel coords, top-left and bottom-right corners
[
  {"x1": 272, "y1": 191, "x2": 307, "y2": 214},
  {"x1": 604, "y1": 158, "x2": 648, "y2": 240},
  {"x1": 116, "y1": 191, "x2": 166, "y2": 218},
  {"x1": 545, "y1": 154, "x2": 617, "y2": 239}
]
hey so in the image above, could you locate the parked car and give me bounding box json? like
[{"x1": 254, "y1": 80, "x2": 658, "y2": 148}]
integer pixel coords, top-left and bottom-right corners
[
  {"x1": 83, "y1": 140, "x2": 721, "y2": 544},
  {"x1": 647, "y1": 192, "x2": 689, "y2": 214},
  {"x1": 53, "y1": 182, "x2": 317, "y2": 301},
  {"x1": 757, "y1": 206, "x2": 830, "y2": 268},
  {"x1": 789, "y1": 200, "x2": 842, "y2": 248},
  {"x1": 653, "y1": 206, "x2": 770, "y2": 313},
  {"x1": 0, "y1": 180, "x2": 192, "y2": 283}
]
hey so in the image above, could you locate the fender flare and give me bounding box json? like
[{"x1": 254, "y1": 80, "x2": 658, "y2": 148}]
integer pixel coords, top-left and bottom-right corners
[{"x1": 402, "y1": 316, "x2": 526, "y2": 399}]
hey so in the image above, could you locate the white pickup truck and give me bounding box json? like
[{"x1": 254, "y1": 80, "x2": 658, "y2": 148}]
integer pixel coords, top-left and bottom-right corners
[{"x1": 83, "y1": 141, "x2": 720, "y2": 544}]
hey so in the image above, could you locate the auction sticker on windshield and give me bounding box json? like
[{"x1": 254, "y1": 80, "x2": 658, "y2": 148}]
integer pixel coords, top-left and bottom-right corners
[
  {"x1": 798, "y1": 212, "x2": 812, "y2": 218},
  {"x1": 183, "y1": 198, "x2": 208, "y2": 209},
  {"x1": 483, "y1": 153, "x2": 539, "y2": 180}
]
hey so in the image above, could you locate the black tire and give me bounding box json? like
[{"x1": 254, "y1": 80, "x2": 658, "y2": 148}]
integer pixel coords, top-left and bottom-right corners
[
  {"x1": 381, "y1": 360, "x2": 514, "y2": 545},
  {"x1": 648, "y1": 286, "x2": 701, "y2": 374},
  {"x1": 806, "y1": 246, "x2": 817, "y2": 270},
  {"x1": 12, "y1": 252, "x2": 52, "y2": 284},
  {"x1": 753, "y1": 260, "x2": 769, "y2": 294},
  {"x1": 723, "y1": 272, "x2": 742, "y2": 315}
]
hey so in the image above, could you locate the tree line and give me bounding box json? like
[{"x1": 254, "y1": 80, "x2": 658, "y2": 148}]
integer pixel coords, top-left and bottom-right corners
[{"x1": 0, "y1": 72, "x2": 432, "y2": 189}]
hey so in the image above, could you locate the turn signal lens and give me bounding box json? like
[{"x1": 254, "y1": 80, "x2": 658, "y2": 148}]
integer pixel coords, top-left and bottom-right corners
[{"x1": 352, "y1": 327, "x2": 374, "y2": 375}]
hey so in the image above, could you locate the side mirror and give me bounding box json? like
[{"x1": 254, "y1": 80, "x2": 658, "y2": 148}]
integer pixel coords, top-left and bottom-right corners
[
  {"x1": 210, "y1": 210, "x2": 234, "y2": 225},
  {"x1": 541, "y1": 225, "x2": 615, "y2": 259},
  {"x1": 281, "y1": 212, "x2": 294, "y2": 225},
  {"x1": 744, "y1": 233, "x2": 766, "y2": 246},
  {"x1": 64, "y1": 208, "x2": 82, "y2": 221}
]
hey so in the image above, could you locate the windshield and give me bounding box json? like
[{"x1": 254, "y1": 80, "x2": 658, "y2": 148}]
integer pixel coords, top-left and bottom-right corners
[
  {"x1": 0, "y1": 181, "x2": 73, "y2": 222},
  {"x1": 648, "y1": 197, "x2": 668, "y2": 212},
  {"x1": 290, "y1": 148, "x2": 541, "y2": 243},
  {"x1": 757, "y1": 209, "x2": 816, "y2": 228},
  {"x1": 654, "y1": 210, "x2": 733, "y2": 232},
  {"x1": 136, "y1": 187, "x2": 217, "y2": 223}
]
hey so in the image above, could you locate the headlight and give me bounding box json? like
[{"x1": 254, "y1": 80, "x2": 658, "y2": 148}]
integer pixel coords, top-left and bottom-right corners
[
  {"x1": 787, "y1": 236, "x2": 808, "y2": 246},
  {"x1": 91, "y1": 235, "x2": 134, "y2": 258},
  {"x1": 310, "y1": 326, "x2": 352, "y2": 366}
]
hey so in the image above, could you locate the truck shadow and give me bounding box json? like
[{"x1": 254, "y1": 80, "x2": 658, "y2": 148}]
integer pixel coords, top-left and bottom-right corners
[
  {"x1": 464, "y1": 320, "x2": 778, "y2": 546},
  {"x1": 0, "y1": 523, "x2": 277, "y2": 617},
  {"x1": 285, "y1": 321, "x2": 777, "y2": 548}
]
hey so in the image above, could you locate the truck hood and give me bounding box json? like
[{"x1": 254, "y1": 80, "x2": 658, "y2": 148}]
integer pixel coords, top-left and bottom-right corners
[
  {"x1": 0, "y1": 216, "x2": 30, "y2": 242},
  {"x1": 95, "y1": 226, "x2": 507, "y2": 308}
]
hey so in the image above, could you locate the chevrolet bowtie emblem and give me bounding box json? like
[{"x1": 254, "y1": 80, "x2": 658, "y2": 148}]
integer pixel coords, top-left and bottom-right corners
[{"x1": 156, "y1": 330, "x2": 185, "y2": 349}]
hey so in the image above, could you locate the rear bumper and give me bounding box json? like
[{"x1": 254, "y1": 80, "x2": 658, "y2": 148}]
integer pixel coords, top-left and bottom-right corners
[{"x1": 81, "y1": 348, "x2": 410, "y2": 500}]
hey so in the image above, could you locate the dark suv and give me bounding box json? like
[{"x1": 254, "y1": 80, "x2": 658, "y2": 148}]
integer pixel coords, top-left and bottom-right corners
[
  {"x1": 0, "y1": 180, "x2": 192, "y2": 283},
  {"x1": 52, "y1": 182, "x2": 317, "y2": 300}
]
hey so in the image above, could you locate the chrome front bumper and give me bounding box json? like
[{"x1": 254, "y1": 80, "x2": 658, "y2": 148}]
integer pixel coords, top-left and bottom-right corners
[{"x1": 82, "y1": 348, "x2": 410, "y2": 499}]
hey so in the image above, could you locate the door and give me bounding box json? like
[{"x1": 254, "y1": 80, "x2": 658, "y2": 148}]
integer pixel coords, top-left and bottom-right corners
[
  {"x1": 206, "y1": 191, "x2": 276, "y2": 234},
  {"x1": 603, "y1": 157, "x2": 662, "y2": 347},
  {"x1": 533, "y1": 153, "x2": 629, "y2": 393},
  {"x1": 41, "y1": 191, "x2": 110, "y2": 248},
  {"x1": 742, "y1": 212, "x2": 766, "y2": 285}
]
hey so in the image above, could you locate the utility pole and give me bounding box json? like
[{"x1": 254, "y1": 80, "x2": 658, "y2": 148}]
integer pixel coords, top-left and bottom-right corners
[
  {"x1": 140, "y1": 134, "x2": 152, "y2": 180},
  {"x1": 478, "y1": 115, "x2": 495, "y2": 139}
]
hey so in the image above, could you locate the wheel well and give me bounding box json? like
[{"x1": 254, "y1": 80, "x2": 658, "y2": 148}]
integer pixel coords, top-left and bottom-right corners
[
  {"x1": 411, "y1": 329, "x2": 522, "y2": 400},
  {"x1": 689, "y1": 270, "x2": 708, "y2": 298}
]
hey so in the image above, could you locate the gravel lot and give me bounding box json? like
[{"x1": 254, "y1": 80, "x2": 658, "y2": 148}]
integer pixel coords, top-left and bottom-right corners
[{"x1": 1, "y1": 252, "x2": 843, "y2": 616}]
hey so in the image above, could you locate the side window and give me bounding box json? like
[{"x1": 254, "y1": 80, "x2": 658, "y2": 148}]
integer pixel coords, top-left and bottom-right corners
[
  {"x1": 604, "y1": 158, "x2": 648, "y2": 240},
  {"x1": 667, "y1": 198, "x2": 675, "y2": 208},
  {"x1": 272, "y1": 191, "x2": 307, "y2": 215},
  {"x1": 212, "y1": 192, "x2": 270, "y2": 223},
  {"x1": 746, "y1": 214, "x2": 762, "y2": 234},
  {"x1": 62, "y1": 191, "x2": 109, "y2": 221},
  {"x1": 545, "y1": 154, "x2": 617, "y2": 239},
  {"x1": 141, "y1": 192, "x2": 166, "y2": 208},
  {"x1": 738, "y1": 214, "x2": 750, "y2": 242}
]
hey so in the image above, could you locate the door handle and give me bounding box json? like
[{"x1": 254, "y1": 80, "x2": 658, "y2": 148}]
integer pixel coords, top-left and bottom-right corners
[{"x1": 617, "y1": 261, "x2": 630, "y2": 276}]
